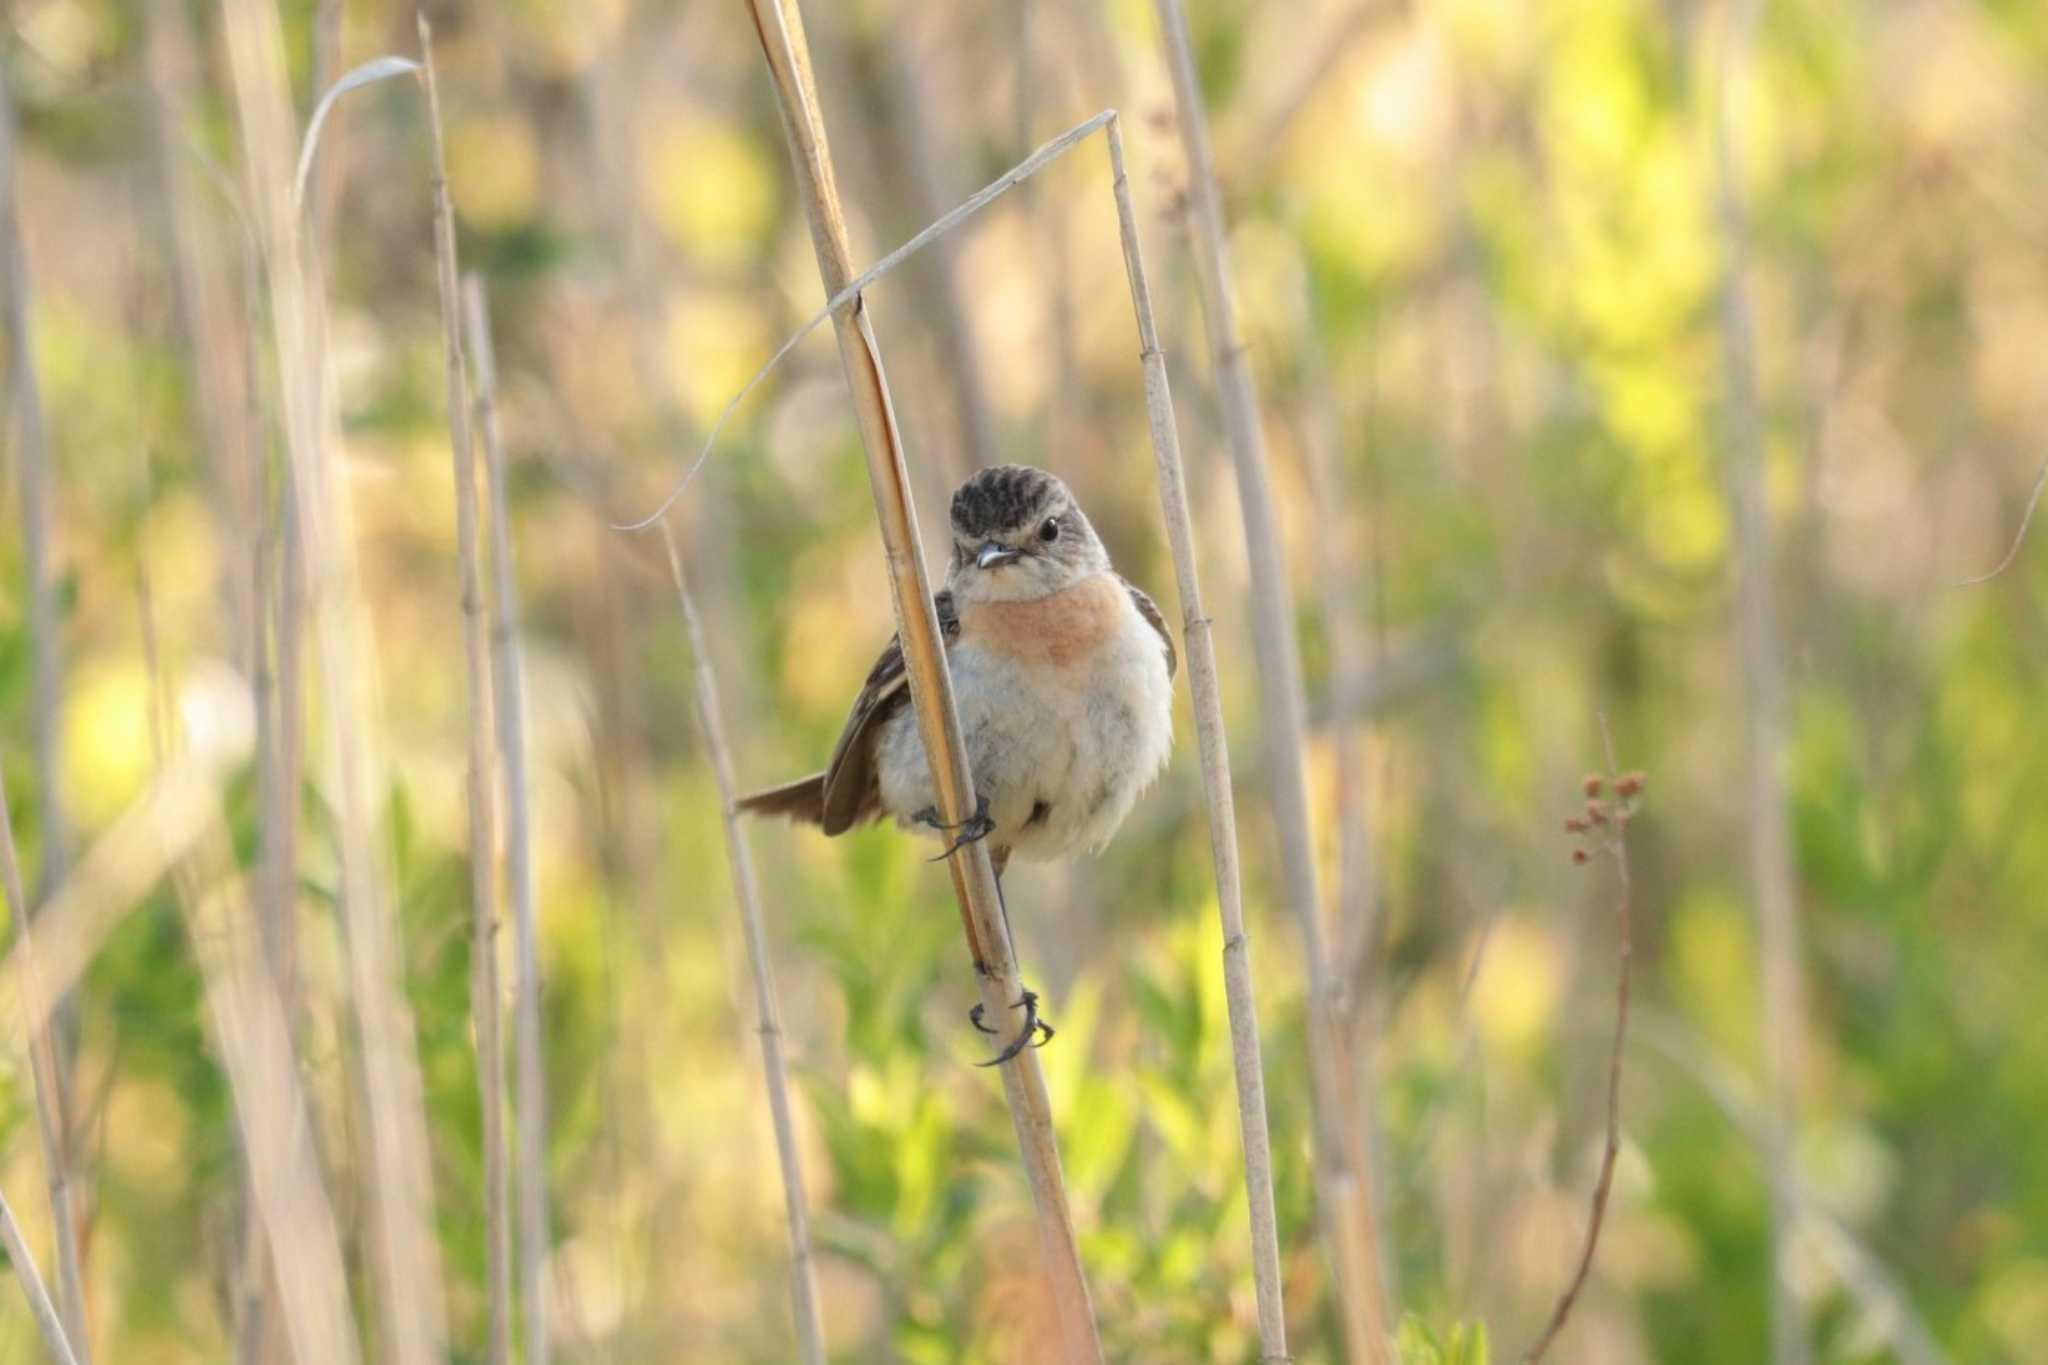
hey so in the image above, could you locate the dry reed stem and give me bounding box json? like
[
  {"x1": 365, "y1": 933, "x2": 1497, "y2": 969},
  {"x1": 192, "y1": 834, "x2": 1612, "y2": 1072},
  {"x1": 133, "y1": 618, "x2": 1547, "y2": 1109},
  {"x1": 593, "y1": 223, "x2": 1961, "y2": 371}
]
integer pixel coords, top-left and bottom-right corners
[
  {"x1": 1522, "y1": 731, "x2": 1635, "y2": 1364},
  {"x1": 0, "y1": 1177, "x2": 80, "y2": 1365},
  {"x1": 419, "y1": 22, "x2": 512, "y2": 1365},
  {"x1": 1148, "y1": 1, "x2": 1392, "y2": 1356},
  {"x1": 0, "y1": 63, "x2": 69, "y2": 902},
  {"x1": 660, "y1": 526, "x2": 828, "y2": 1365},
  {"x1": 1712, "y1": 2, "x2": 1809, "y2": 1360},
  {"x1": 0, "y1": 759, "x2": 87, "y2": 1365},
  {"x1": 0, "y1": 66, "x2": 89, "y2": 1362},
  {"x1": 220, "y1": 3, "x2": 451, "y2": 1358},
  {"x1": 741, "y1": 2, "x2": 1101, "y2": 1357},
  {"x1": 464, "y1": 275, "x2": 551, "y2": 1365},
  {"x1": 1106, "y1": 117, "x2": 1291, "y2": 1363},
  {"x1": 175, "y1": 825, "x2": 361, "y2": 1365}
]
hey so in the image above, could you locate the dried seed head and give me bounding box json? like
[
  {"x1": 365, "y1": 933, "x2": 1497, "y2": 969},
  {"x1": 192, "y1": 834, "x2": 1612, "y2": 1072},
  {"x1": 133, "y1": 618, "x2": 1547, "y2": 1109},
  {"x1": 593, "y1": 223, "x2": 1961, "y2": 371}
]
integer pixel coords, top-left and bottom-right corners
[
  {"x1": 1584, "y1": 774, "x2": 1604, "y2": 798},
  {"x1": 1572, "y1": 848, "x2": 1590, "y2": 865},
  {"x1": 1566, "y1": 816, "x2": 1588, "y2": 834},
  {"x1": 1617, "y1": 772, "x2": 1646, "y2": 799},
  {"x1": 1586, "y1": 801, "x2": 1608, "y2": 825}
]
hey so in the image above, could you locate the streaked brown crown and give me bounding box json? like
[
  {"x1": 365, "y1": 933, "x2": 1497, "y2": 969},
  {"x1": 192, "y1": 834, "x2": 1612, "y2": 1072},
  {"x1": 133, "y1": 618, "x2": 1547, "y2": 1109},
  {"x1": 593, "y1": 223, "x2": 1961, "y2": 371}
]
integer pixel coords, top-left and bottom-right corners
[{"x1": 949, "y1": 465, "x2": 1067, "y2": 541}]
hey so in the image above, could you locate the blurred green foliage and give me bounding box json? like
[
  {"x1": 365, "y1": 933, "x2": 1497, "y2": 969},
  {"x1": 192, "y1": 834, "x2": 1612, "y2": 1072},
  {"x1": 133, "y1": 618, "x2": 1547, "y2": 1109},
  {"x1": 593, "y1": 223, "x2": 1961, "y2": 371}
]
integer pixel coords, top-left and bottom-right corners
[{"x1": 0, "y1": 0, "x2": 2045, "y2": 1361}]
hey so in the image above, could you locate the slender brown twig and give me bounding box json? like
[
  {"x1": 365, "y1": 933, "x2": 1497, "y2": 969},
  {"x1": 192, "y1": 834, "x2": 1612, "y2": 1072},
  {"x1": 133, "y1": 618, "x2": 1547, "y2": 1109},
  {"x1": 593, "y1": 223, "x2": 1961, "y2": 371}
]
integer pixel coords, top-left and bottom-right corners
[
  {"x1": 1523, "y1": 731, "x2": 1641, "y2": 1364},
  {"x1": 1147, "y1": 1, "x2": 1392, "y2": 1355},
  {"x1": 1106, "y1": 116, "x2": 1292, "y2": 1362},
  {"x1": 660, "y1": 525, "x2": 828, "y2": 1365},
  {"x1": 419, "y1": 22, "x2": 512, "y2": 1365},
  {"x1": 464, "y1": 276, "x2": 552, "y2": 1365},
  {"x1": 739, "y1": 2, "x2": 1102, "y2": 1356}
]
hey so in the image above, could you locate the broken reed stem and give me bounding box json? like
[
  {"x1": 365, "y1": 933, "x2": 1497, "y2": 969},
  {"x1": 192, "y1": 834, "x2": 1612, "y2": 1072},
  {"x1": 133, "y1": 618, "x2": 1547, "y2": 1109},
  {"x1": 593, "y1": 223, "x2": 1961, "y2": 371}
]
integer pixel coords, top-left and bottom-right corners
[
  {"x1": 1523, "y1": 739, "x2": 1636, "y2": 1364},
  {"x1": 220, "y1": 2, "x2": 451, "y2": 1358},
  {"x1": 463, "y1": 275, "x2": 551, "y2": 1365},
  {"x1": 0, "y1": 1177, "x2": 79, "y2": 1365},
  {"x1": 1106, "y1": 117, "x2": 1290, "y2": 1363},
  {"x1": 660, "y1": 527, "x2": 827, "y2": 1365},
  {"x1": 419, "y1": 23, "x2": 512, "y2": 1365},
  {"x1": 740, "y1": 2, "x2": 1102, "y2": 1358},
  {"x1": 1712, "y1": 2, "x2": 1809, "y2": 1361},
  {"x1": 1148, "y1": 1, "x2": 1391, "y2": 1356},
  {"x1": 0, "y1": 71, "x2": 91, "y2": 1365}
]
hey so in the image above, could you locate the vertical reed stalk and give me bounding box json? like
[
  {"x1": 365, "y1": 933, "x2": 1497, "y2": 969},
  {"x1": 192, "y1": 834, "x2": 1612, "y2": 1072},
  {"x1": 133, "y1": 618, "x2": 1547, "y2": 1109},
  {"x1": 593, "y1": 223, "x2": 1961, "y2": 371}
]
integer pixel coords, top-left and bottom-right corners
[
  {"x1": 1148, "y1": 1, "x2": 1392, "y2": 1356},
  {"x1": 220, "y1": 3, "x2": 451, "y2": 1358},
  {"x1": 660, "y1": 527, "x2": 828, "y2": 1365},
  {"x1": 464, "y1": 276, "x2": 551, "y2": 1365},
  {"x1": 1106, "y1": 117, "x2": 1291, "y2": 1363},
  {"x1": 1712, "y1": 3, "x2": 1808, "y2": 1361},
  {"x1": 419, "y1": 23, "x2": 512, "y2": 1365},
  {"x1": 740, "y1": 3, "x2": 1102, "y2": 1357},
  {"x1": 0, "y1": 68, "x2": 91, "y2": 1364}
]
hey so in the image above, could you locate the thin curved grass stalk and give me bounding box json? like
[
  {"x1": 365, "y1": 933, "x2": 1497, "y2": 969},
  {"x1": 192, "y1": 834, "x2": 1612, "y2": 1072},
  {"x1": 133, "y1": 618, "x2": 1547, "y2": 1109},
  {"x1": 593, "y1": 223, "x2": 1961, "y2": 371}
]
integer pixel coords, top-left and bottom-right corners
[
  {"x1": 1147, "y1": 0, "x2": 1391, "y2": 1356},
  {"x1": 464, "y1": 276, "x2": 551, "y2": 1365},
  {"x1": 1712, "y1": 2, "x2": 1809, "y2": 1360},
  {"x1": 739, "y1": 1, "x2": 1102, "y2": 1356},
  {"x1": 419, "y1": 22, "x2": 512, "y2": 1365},
  {"x1": 219, "y1": 2, "x2": 450, "y2": 1358},
  {"x1": 0, "y1": 1161, "x2": 79, "y2": 1365},
  {"x1": 660, "y1": 526, "x2": 827, "y2": 1365},
  {"x1": 1105, "y1": 117, "x2": 1290, "y2": 1364},
  {"x1": 0, "y1": 69, "x2": 90, "y2": 1364}
]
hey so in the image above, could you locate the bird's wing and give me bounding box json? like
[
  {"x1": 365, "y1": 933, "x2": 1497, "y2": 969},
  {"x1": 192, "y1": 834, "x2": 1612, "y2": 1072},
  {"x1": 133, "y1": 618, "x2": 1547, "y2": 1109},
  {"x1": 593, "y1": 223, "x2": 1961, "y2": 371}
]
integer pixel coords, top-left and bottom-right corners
[
  {"x1": 819, "y1": 590, "x2": 960, "y2": 834},
  {"x1": 1121, "y1": 577, "x2": 1177, "y2": 681}
]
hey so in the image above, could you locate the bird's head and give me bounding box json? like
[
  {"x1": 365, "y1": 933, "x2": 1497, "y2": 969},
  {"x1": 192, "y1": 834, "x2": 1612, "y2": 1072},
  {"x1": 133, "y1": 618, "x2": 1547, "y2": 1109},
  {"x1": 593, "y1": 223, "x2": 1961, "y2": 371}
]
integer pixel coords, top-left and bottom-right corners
[{"x1": 947, "y1": 464, "x2": 1108, "y2": 603}]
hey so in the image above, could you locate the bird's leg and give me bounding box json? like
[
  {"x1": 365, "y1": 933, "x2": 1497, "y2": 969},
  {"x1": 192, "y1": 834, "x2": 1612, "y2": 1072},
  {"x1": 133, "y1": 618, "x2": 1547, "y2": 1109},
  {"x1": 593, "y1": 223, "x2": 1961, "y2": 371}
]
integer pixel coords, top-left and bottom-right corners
[
  {"x1": 914, "y1": 793, "x2": 996, "y2": 861},
  {"x1": 967, "y1": 865, "x2": 1054, "y2": 1063}
]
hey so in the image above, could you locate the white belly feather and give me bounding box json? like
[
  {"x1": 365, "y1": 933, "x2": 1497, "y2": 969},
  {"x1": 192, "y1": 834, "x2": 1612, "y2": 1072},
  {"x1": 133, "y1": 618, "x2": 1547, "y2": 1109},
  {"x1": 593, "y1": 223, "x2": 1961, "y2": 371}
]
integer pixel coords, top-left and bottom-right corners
[{"x1": 874, "y1": 579, "x2": 1174, "y2": 860}]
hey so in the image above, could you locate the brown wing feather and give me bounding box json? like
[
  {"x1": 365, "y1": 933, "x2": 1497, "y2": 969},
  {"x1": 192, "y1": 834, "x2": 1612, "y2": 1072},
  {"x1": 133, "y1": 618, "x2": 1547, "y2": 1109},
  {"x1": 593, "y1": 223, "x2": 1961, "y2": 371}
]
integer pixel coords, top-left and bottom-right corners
[
  {"x1": 1122, "y1": 577, "x2": 1177, "y2": 681},
  {"x1": 819, "y1": 591, "x2": 959, "y2": 835}
]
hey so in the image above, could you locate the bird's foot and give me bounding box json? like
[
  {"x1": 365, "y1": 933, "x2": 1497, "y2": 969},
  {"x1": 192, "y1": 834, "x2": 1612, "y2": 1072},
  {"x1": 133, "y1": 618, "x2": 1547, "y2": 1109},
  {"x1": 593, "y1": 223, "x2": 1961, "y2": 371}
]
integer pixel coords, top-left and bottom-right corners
[
  {"x1": 971, "y1": 989, "x2": 1054, "y2": 1066},
  {"x1": 915, "y1": 794, "x2": 996, "y2": 861}
]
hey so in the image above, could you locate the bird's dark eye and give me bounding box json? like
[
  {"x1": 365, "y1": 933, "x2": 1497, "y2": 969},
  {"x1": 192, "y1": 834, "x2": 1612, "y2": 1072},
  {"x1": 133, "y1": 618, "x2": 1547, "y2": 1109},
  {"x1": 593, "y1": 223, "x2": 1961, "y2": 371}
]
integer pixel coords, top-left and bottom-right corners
[{"x1": 1039, "y1": 517, "x2": 1061, "y2": 544}]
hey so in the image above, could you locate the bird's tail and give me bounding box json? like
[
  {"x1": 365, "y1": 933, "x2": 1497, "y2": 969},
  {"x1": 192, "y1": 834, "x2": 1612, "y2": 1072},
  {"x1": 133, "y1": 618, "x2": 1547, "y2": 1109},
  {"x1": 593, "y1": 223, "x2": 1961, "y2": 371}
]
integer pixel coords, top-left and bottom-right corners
[{"x1": 734, "y1": 773, "x2": 828, "y2": 825}]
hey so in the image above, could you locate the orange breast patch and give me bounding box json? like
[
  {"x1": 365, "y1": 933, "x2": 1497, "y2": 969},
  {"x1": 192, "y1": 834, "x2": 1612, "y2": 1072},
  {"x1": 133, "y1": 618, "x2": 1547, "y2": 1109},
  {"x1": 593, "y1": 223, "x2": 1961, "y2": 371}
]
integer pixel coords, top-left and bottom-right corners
[{"x1": 964, "y1": 573, "x2": 1124, "y2": 668}]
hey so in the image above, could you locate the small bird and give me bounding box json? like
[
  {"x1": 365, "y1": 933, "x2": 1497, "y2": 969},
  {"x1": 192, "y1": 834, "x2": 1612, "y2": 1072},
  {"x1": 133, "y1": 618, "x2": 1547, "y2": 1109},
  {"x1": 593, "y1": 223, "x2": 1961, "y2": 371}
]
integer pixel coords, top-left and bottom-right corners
[{"x1": 739, "y1": 464, "x2": 1177, "y2": 1062}]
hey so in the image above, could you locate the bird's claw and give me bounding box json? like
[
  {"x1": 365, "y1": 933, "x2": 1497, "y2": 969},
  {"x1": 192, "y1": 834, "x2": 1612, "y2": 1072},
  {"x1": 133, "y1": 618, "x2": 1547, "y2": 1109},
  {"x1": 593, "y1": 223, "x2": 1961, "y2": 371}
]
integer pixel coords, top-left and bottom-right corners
[
  {"x1": 973, "y1": 989, "x2": 1054, "y2": 1066},
  {"x1": 916, "y1": 795, "x2": 997, "y2": 862}
]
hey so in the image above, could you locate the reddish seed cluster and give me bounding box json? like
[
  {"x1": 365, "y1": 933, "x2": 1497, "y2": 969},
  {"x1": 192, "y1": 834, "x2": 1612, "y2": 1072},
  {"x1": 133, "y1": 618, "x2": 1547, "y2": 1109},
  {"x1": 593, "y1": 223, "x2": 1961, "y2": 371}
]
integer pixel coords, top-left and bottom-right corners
[{"x1": 1566, "y1": 770, "x2": 1647, "y2": 862}]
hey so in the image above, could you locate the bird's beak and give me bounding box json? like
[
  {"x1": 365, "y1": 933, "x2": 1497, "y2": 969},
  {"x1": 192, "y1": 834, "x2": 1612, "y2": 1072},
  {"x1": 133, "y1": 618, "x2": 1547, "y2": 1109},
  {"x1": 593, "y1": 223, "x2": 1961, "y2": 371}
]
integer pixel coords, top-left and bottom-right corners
[{"x1": 976, "y1": 542, "x2": 1021, "y2": 570}]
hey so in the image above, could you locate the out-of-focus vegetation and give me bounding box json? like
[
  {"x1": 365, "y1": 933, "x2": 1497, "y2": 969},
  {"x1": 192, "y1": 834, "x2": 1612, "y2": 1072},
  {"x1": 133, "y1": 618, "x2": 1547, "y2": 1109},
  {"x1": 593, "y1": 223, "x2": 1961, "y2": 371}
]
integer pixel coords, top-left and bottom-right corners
[{"x1": 2, "y1": 0, "x2": 2047, "y2": 1361}]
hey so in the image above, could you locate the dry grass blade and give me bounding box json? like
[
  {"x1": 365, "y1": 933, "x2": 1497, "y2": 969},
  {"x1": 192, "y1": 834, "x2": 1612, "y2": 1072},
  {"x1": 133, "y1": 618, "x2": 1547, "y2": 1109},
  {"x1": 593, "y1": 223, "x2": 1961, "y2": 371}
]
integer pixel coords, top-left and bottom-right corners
[
  {"x1": 464, "y1": 275, "x2": 550, "y2": 1365},
  {"x1": 740, "y1": 1, "x2": 1101, "y2": 1357},
  {"x1": 614, "y1": 108, "x2": 1111, "y2": 532},
  {"x1": 419, "y1": 21, "x2": 512, "y2": 1365},
  {"x1": 1712, "y1": 1, "x2": 1810, "y2": 1359},
  {"x1": 1104, "y1": 115, "x2": 1291, "y2": 1363},
  {"x1": 0, "y1": 1177, "x2": 80, "y2": 1365},
  {"x1": 0, "y1": 67, "x2": 88, "y2": 1363},
  {"x1": 1148, "y1": 1, "x2": 1391, "y2": 1356},
  {"x1": 660, "y1": 526, "x2": 827, "y2": 1365},
  {"x1": 1954, "y1": 449, "x2": 2048, "y2": 585},
  {"x1": 0, "y1": 760, "x2": 87, "y2": 1365},
  {"x1": 220, "y1": 2, "x2": 451, "y2": 1358}
]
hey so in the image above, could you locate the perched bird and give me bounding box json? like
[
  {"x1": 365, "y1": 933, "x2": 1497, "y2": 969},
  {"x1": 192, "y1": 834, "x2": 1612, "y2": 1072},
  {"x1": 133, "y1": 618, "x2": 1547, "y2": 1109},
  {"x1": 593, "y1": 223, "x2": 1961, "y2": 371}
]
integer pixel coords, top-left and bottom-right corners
[{"x1": 739, "y1": 464, "x2": 1177, "y2": 1061}]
